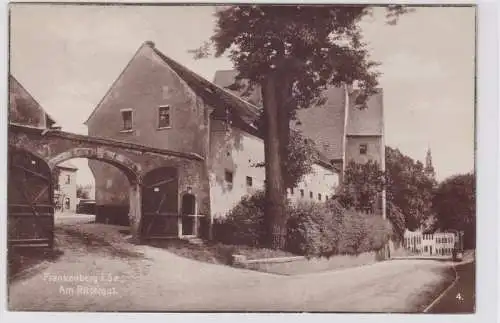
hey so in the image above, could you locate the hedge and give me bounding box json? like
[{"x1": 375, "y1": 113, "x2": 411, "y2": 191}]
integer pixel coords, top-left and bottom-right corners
[{"x1": 214, "y1": 192, "x2": 393, "y2": 258}]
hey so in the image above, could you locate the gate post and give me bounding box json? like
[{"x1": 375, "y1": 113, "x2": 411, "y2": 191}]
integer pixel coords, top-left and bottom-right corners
[{"x1": 129, "y1": 181, "x2": 143, "y2": 244}]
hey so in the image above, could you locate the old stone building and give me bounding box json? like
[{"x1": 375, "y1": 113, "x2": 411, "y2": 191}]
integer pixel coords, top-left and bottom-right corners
[
  {"x1": 9, "y1": 75, "x2": 56, "y2": 129},
  {"x1": 85, "y1": 41, "x2": 385, "y2": 238}
]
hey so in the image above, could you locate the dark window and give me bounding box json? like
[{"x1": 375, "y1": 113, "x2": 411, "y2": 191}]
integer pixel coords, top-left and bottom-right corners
[
  {"x1": 318, "y1": 193, "x2": 322, "y2": 201},
  {"x1": 246, "y1": 176, "x2": 253, "y2": 187},
  {"x1": 325, "y1": 195, "x2": 329, "y2": 201},
  {"x1": 359, "y1": 144, "x2": 368, "y2": 155},
  {"x1": 121, "y1": 110, "x2": 132, "y2": 130},
  {"x1": 158, "y1": 106, "x2": 171, "y2": 128},
  {"x1": 225, "y1": 171, "x2": 233, "y2": 184},
  {"x1": 300, "y1": 189, "x2": 304, "y2": 197},
  {"x1": 309, "y1": 191, "x2": 313, "y2": 199},
  {"x1": 65, "y1": 175, "x2": 71, "y2": 184}
]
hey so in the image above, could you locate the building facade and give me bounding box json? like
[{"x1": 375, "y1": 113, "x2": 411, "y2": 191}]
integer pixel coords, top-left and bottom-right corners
[
  {"x1": 403, "y1": 229, "x2": 456, "y2": 256},
  {"x1": 85, "y1": 41, "x2": 385, "y2": 238},
  {"x1": 213, "y1": 70, "x2": 385, "y2": 216},
  {"x1": 54, "y1": 161, "x2": 78, "y2": 212}
]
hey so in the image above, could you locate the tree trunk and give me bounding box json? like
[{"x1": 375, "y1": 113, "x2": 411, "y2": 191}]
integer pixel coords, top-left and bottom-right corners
[
  {"x1": 277, "y1": 76, "x2": 293, "y2": 189},
  {"x1": 261, "y1": 73, "x2": 287, "y2": 250}
]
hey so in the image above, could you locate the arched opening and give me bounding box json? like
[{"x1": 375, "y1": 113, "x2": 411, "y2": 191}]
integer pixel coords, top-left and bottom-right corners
[
  {"x1": 141, "y1": 167, "x2": 179, "y2": 237},
  {"x1": 8, "y1": 146, "x2": 54, "y2": 247},
  {"x1": 181, "y1": 191, "x2": 196, "y2": 236},
  {"x1": 48, "y1": 148, "x2": 141, "y2": 230}
]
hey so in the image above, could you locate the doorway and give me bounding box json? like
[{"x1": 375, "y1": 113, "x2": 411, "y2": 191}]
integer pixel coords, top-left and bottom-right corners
[{"x1": 181, "y1": 193, "x2": 195, "y2": 236}]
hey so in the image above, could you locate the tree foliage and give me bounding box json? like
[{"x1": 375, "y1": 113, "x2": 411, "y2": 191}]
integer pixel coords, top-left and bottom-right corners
[
  {"x1": 77, "y1": 185, "x2": 90, "y2": 199},
  {"x1": 194, "y1": 5, "x2": 412, "y2": 110},
  {"x1": 254, "y1": 130, "x2": 317, "y2": 188},
  {"x1": 432, "y1": 173, "x2": 476, "y2": 248},
  {"x1": 385, "y1": 147, "x2": 435, "y2": 230},
  {"x1": 337, "y1": 160, "x2": 385, "y2": 213}
]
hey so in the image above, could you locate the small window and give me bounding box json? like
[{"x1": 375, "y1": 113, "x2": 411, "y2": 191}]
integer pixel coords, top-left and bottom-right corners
[
  {"x1": 300, "y1": 189, "x2": 304, "y2": 198},
  {"x1": 318, "y1": 193, "x2": 322, "y2": 201},
  {"x1": 158, "y1": 106, "x2": 171, "y2": 128},
  {"x1": 65, "y1": 175, "x2": 71, "y2": 184},
  {"x1": 290, "y1": 188, "x2": 294, "y2": 195},
  {"x1": 121, "y1": 110, "x2": 133, "y2": 130},
  {"x1": 246, "y1": 176, "x2": 253, "y2": 187},
  {"x1": 309, "y1": 191, "x2": 313, "y2": 199},
  {"x1": 325, "y1": 195, "x2": 329, "y2": 201},
  {"x1": 225, "y1": 170, "x2": 233, "y2": 184},
  {"x1": 359, "y1": 144, "x2": 368, "y2": 155}
]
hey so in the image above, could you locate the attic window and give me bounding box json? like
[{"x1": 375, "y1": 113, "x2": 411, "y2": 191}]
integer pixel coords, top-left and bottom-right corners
[
  {"x1": 121, "y1": 109, "x2": 133, "y2": 131},
  {"x1": 158, "y1": 106, "x2": 171, "y2": 128}
]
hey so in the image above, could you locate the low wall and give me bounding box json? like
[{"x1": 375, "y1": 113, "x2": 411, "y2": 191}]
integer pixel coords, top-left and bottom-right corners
[{"x1": 233, "y1": 251, "x2": 383, "y2": 275}]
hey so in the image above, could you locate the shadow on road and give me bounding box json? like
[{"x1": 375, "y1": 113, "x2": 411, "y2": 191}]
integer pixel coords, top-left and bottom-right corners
[
  {"x1": 8, "y1": 247, "x2": 64, "y2": 283},
  {"x1": 427, "y1": 261, "x2": 475, "y2": 313},
  {"x1": 56, "y1": 226, "x2": 145, "y2": 259}
]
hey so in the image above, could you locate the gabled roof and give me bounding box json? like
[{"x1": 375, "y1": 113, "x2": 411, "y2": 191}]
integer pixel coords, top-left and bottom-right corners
[
  {"x1": 9, "y1": 75, "x2": 57, "y2": 128},
  {"x1": 213, "y1": 70, "x2": 384, "y2": 161},
  {"x1": 213, "y1": 70, "x2": 348, "y2": 161},
  {"x1": 149, "y1": 43, "x2": 261, "y2": 126},
  {"x1": 150, "y1": 44, "x2": 337, "y2": 171},
  {"x1": 346, "y1": 89, "x2": 384, "y2": 136}
]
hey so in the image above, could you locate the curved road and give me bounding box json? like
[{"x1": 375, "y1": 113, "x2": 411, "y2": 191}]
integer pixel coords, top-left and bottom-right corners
[{"x1": 9, "y1": 223, "x2": 457, "y2": 312}]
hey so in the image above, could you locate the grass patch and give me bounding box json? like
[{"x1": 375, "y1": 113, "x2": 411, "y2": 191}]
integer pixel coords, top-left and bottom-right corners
[{"x1": 147, "y1": 240, "x2": 297, "y2": 265}]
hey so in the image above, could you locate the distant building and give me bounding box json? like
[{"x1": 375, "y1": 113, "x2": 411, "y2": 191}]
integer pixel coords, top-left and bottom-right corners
[
  {"x1": 54, "y1": 161, "x2": 78, "y2": 212},
  {"x1": 403, "y1": 229, "x2": 456, "y2": 256},
  {"x1": 424, "y1": 147, "x2": 436, "y2": 181}
]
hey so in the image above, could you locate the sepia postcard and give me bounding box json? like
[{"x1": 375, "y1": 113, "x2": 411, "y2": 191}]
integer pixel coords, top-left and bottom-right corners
[{"x1": 4, "y1": 2, "x2": 485, "y2": 317}]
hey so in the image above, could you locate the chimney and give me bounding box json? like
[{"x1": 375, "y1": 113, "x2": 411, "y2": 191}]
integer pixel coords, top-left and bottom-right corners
[{"x1": 144, "y1": 40, "x2": 155, "y2": 48}]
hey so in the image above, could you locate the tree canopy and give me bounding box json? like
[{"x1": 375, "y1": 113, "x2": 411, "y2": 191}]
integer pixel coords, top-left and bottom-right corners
[
  {"x1": 432, "y1": 172, "x2": 476, "y2": 248},
  {"x1": 385, "y1": 146, "x2": 436, "y2": 230},
  {"x1": 337, "y1": 160, "x2": 385, "y2": 214},
  {"x1": 193, "y1": 5, "x2": 412, "y2": 112}
]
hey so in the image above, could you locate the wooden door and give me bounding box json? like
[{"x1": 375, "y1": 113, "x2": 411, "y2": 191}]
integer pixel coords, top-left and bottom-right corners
[
  {"x1": 141, "y1": 167, "x2": 178, "y2": 237},
  {"x1": 8, "y1": 147, "x2": 54, "y2": 248}
]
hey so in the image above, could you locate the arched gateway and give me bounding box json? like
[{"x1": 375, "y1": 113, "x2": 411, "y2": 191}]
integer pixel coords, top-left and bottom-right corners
[{"x1": 8, "y1": 123, "x2": 206, "y2": 248}]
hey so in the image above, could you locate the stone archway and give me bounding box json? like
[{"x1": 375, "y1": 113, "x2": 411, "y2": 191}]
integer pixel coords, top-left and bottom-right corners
[
  {"x1": 48, "y1": 148, "x2": 144, "y2": 241},
  {"x1": 47, "y1": 147, "x2": 141, "y2": 183}
]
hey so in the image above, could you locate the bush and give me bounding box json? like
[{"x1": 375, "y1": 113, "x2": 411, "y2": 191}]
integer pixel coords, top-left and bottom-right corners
[
  {"x1": 286, "y1": 200, "x2": 342, "y2": 258},
  {"x1": 215, "y1": 191, "x2": 393, "y2": 257},
  {"x1": 213, "y1": 190, "x2": 266, "y2": 247},
  {"x1": 337, "y1": 210, "x2": 393, "y2": 255}
]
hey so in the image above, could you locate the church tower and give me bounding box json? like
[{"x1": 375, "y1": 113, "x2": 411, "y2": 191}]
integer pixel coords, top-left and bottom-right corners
[{"x1": 424, "y1": 147, "x2": 436, "y2": 181}]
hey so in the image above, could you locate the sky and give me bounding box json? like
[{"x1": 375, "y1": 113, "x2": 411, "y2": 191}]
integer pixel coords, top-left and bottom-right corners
[{"x1": 9, "y1": 4, "x2": 476, "y2": 185}]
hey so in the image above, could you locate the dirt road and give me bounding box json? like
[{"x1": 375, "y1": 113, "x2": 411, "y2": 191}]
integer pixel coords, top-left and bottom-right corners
[{"x1": 8, "y1": 223, "x2": 456, "y2": 312}]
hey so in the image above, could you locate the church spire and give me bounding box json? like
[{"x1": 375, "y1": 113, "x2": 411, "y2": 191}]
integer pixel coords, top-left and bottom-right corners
[{"x1": 424, "y1": 147, "x2": 435, "y2": 180}]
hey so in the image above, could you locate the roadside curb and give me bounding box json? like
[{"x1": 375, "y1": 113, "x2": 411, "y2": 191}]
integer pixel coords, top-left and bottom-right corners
[{"x1": 422, "y1": 259, "x2": 474, "y2": 313}]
